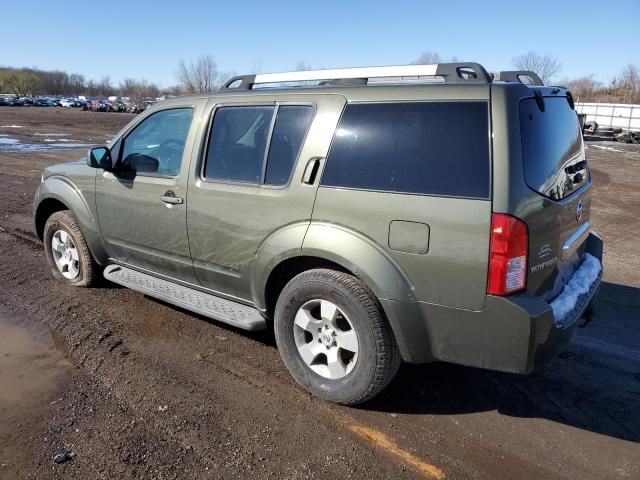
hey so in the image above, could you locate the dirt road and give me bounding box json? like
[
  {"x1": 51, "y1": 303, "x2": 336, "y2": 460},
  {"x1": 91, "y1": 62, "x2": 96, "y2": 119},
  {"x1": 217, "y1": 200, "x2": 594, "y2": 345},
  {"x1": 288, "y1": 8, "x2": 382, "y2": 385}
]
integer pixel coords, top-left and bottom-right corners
[{"x1": 0, "y1": 107, "x2": 639, "y2": 479}]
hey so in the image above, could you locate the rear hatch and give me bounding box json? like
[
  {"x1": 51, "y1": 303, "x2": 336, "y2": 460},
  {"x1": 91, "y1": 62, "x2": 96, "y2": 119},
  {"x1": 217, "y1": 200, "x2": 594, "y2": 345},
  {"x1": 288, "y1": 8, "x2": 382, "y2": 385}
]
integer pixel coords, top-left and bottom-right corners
[{"x1": 519, "y1": 93, "x2": 591, "y2": 301}]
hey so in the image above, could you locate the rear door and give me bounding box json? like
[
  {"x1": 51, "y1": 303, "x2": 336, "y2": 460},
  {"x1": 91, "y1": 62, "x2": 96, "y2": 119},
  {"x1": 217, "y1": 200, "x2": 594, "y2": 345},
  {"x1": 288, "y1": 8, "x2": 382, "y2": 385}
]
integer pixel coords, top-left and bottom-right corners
[
  {"x1": 518, "y1": 93, "x2": 591, "y2": 301},
  {"x1": 186, "y1": 93, "x2": 346, "y2": 302}
]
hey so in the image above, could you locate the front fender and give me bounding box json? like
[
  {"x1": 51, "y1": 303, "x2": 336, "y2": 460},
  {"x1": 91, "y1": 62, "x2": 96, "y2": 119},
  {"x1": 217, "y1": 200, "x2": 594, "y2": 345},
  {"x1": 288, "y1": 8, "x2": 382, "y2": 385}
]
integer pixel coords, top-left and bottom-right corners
[{"x1": 34, "y1": 176, "x2": 109, "y2": 264}]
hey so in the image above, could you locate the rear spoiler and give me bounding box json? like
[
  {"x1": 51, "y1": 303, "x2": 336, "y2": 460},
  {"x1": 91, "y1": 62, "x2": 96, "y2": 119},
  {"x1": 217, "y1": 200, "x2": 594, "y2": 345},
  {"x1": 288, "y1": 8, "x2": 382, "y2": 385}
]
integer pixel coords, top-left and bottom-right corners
[{"x1": 494, "y1": 71, "x2": 544, "y2": 86}]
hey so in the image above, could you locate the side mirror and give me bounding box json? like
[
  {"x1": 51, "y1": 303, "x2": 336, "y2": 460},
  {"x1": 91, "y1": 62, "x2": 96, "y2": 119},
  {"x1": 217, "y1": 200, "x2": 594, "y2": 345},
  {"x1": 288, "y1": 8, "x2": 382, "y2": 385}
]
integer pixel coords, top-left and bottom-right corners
[{"x1": 87, "y1": 147, "x2": 112, "y2": 170}]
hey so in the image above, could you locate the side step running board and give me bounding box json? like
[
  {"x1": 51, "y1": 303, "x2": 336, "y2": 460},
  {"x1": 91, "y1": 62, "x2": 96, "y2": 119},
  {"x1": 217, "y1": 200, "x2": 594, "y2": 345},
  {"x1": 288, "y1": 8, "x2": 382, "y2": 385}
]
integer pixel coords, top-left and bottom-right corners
[{"x1": 103, "y1": 265, "x2": 266, "y2": 331}]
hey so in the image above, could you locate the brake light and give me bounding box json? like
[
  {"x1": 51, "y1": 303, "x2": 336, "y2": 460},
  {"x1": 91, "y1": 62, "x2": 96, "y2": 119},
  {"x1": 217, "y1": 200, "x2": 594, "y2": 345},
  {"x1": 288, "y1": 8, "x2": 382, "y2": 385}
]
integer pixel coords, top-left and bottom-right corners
[{"x1": 487, "y1": 213, "x2": 528, "y2": 295}]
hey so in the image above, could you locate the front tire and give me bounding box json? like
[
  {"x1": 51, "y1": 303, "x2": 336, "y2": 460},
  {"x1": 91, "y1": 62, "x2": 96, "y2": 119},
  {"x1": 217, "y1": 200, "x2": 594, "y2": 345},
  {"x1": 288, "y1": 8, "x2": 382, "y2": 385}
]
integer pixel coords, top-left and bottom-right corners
[
  {"x1": 274, "y1": 269, "x2": 401, "y2": 405},
  {"x1": 43, "y1": 210, "x2": 98, "y2": 287}
]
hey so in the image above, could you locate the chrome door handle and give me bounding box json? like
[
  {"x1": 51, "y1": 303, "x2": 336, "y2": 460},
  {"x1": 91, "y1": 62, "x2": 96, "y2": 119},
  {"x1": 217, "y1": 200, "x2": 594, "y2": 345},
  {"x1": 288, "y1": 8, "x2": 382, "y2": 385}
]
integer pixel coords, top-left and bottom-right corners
[{"x1": 161, "y1": 191, "x2": 183, "y2": 205}]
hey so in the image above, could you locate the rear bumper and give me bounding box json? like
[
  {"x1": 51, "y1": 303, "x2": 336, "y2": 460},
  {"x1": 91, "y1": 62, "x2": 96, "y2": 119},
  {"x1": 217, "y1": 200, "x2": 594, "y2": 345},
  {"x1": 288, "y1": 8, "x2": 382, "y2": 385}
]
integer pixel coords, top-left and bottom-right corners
[{"x1": 382, "y1": 231, "x2": 603, "y2": 373}]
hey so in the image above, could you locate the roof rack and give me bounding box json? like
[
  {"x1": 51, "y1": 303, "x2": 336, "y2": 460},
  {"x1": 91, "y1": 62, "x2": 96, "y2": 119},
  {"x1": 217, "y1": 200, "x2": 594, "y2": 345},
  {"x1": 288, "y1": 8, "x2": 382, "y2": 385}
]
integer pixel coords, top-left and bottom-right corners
[
  {"x1": 220, "y1": 62, "x2": 492, "y2": 90},
  {"x1": 494, "y1": 71, "x2": 544, "y2": 86}
]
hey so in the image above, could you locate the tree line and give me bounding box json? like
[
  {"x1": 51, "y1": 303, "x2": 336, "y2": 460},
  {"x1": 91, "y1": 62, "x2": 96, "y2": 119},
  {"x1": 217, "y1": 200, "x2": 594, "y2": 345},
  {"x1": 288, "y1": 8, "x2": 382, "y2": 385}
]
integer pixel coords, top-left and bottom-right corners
[
  {"x1": 0, "y1": 67, "x2": 164, "y2": 99},
  {"x1": 2, "y1": 52, "x2": 639, "y2": 104}
]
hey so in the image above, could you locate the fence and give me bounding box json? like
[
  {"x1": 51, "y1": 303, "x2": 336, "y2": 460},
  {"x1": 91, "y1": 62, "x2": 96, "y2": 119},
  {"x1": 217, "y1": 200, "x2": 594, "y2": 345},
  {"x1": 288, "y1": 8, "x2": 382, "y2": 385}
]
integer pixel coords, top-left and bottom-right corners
[{"x1": 575, "y1": 102, "x2": 640, "y2": 132}]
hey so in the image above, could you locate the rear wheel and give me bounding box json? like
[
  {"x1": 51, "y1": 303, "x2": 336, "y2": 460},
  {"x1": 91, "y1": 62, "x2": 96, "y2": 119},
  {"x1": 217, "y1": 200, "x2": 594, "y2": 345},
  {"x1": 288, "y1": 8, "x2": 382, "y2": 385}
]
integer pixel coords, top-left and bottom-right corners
[
  {"x1": 274, "y1": 269, "x2": 401, "y2": 405},
  {"x1": 43, "y1": 210, "x2": 98, "y2": 287}
]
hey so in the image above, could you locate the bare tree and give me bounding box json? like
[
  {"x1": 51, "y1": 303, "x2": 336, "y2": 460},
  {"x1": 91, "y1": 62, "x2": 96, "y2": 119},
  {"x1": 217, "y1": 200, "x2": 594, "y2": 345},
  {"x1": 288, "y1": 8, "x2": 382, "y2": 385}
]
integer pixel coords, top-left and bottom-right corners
[
  {"x1": 177, "y1": 55, "x2": 221, "y2": 93},
  {"x1": 618, "y1": 64, "x2": 640, "y2": 104},
  {"x1": 252, "y1": 57, "x2": 263, "y2": 74},
  {"x1": 512, "y1": 51, "x2": 562, "y2": 84},
  {"x1": 295, "y1": 61, "x2": 312, "y2": 71},
  {"x1": 68, "y1": 73, "x2": 85, "y2": 96},
  {"x1": 162, "y1": 84, "x2": 187, "y2": 96},
  {"x1": 562, "y1": 74, "x2": 603, "y2": 102},
  {"x1": 412, "y1": 50, "x2": 442, "y2": 65},
  {"x1": 4, "y1": 71, "x2": 40, "y2": 96},
  {"x1": 97, "y1": 76, "x2": 113, "y2": 96}
]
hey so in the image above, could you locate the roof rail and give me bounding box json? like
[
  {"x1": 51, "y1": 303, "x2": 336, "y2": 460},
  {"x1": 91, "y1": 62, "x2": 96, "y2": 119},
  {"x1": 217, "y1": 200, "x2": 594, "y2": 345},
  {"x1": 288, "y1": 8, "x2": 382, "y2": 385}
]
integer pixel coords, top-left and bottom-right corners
[
  {"x1": 495, "y1": 71, "x2": 544, "y2": 86},
  {"x1": 220, "y1": 62, "x2": 492, "y2": 90}
]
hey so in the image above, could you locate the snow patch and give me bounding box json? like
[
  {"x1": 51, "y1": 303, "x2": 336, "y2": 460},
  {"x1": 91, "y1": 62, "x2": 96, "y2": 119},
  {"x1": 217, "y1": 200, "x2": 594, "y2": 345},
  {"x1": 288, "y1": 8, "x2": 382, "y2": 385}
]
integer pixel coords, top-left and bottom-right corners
[
  {"x1": 589, "y1": 144, "x2": 623, "y2": 153},
  {"x1": 1, "y1": 125, "x2": 24, "y2": 128},
  {"x1": 550, "y1": 253, "x2": 601, "y2": 326},
  {"x1": 33, "y1": 133, "x2": 68, "y2": 137},
  {"x1": 0, "y1": 137, "x2": 93, "y2": 152}
]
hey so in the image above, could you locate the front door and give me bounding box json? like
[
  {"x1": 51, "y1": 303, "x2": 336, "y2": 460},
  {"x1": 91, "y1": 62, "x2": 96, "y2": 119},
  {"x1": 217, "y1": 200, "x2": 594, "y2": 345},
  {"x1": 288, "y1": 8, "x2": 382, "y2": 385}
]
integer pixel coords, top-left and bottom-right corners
[
  {"x1": 187, "y1": 94, "x2": 346, "y2": 302},
  {"x1": 96, "y1": 101, "x2": 205, "y2": 282}
]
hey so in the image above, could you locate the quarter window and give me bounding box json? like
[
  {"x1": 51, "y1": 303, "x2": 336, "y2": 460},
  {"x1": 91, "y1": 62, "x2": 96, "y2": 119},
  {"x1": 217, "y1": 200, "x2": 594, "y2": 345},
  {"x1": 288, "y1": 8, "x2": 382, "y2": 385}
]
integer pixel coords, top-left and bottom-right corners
[
  {"x1": 119, "y1": 108, "x2": 193, "y2": 176},
  {"x1": 321, "y1": 102, "x2": 490, "y2": 198}
]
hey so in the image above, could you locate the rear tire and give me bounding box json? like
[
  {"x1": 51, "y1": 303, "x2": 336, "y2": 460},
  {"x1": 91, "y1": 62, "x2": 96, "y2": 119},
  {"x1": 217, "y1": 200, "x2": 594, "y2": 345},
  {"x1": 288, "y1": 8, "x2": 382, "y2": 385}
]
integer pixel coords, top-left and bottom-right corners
[
  {"x1": 43, "y1": 210, "x2": 98, "y2": 287},
  {"x1": 274, "y1": 269, "x2": 401, "y2": 405}
]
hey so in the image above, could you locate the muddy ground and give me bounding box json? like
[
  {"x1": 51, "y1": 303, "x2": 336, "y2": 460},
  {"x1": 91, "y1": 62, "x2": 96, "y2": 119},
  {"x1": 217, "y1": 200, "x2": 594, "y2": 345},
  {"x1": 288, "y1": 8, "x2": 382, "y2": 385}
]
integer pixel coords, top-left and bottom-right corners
[{"x1": 0, "y1": 106, "x2": 638, "y2": 479}]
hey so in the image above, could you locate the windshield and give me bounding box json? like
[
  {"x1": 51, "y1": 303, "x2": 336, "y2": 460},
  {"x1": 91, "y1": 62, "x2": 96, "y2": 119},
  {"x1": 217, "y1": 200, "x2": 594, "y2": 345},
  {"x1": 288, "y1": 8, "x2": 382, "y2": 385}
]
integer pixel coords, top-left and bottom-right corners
[{"x1": 520, "y1": 96, "x2": 587, "y2": 200}]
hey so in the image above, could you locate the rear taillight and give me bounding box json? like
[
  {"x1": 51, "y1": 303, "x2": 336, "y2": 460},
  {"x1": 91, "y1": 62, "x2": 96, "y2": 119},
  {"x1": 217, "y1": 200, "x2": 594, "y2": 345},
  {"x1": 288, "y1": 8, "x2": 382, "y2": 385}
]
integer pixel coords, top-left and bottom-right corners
[{"x1": 487, "y1": 213, "x2": 528, "y2": 295}]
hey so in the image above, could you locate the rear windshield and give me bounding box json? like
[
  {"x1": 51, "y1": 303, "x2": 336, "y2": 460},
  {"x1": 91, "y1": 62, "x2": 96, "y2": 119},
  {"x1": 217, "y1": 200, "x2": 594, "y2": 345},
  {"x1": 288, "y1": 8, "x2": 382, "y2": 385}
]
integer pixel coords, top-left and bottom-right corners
[{"x1": 520, "y1": 96, "x2": 587, "y2": 200}]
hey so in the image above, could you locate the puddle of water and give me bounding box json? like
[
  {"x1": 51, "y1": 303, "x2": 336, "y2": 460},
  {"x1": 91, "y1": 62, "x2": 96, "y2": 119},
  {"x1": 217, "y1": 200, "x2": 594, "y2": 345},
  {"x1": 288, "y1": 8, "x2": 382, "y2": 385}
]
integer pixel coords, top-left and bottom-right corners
[{"x1": 0, "y1": 307, "x2": 73, "y2": 407}]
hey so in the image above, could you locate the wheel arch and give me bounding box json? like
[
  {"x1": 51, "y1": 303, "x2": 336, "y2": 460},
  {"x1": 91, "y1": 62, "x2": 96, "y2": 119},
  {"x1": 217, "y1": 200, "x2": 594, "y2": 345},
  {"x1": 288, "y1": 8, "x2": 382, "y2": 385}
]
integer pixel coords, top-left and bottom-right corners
[
  {"x1": 263, "y1": 255, "x2": 352, "y2": 317},
  {"x1": 35, "y1": 197, "x2": 69, "y2": 240},
  {"x1": 261, "y1": 223, "x2": 423, "y2": 362},
  {"x1": 35, "y1": 177, "x2": 108, "y2": 264}
]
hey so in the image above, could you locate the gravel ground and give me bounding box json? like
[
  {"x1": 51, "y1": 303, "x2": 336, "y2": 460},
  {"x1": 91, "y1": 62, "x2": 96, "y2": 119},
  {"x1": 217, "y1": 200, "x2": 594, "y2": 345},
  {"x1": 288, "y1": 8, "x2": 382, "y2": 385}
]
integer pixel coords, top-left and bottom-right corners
[{"x1": 0, "y1": 107, "x2": 638, "y2": 479}]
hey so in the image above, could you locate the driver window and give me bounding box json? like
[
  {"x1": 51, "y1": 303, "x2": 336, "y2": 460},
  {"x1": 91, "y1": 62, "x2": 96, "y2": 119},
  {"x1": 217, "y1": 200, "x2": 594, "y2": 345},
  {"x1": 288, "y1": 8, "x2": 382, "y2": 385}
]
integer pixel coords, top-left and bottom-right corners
[{"x1": 119, "y1": 108, "x2": 194, "y2": 176}]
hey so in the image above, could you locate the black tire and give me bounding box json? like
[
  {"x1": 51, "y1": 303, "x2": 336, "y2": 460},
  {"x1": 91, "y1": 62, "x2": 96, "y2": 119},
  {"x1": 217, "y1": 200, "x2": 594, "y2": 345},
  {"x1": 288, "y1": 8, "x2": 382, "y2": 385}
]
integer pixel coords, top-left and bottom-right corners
[
  {"x1": 274, "y1": 269, "x2": 401, "y2": 405},
  {"x1": 43, "y1": 210, "x2": 99, "y2": 287},
  {"x1": 584, "y1": 121, "x2": 598, "y2": 134}
]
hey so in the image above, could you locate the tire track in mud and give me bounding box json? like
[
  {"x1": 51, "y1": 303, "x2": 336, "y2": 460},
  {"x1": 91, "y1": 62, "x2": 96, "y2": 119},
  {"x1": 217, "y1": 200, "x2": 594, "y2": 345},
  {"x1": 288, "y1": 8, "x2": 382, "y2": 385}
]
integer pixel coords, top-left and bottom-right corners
[{"x1": 1, "y1": 221, "x2": 443, "y2": 479}]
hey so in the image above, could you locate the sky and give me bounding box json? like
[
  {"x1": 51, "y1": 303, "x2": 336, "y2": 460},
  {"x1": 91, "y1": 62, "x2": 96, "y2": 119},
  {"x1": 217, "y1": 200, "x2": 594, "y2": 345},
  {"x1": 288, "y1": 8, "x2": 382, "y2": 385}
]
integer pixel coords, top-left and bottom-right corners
[{"x1": 1, "y1": 0, "x2": 638, "y2": 88}]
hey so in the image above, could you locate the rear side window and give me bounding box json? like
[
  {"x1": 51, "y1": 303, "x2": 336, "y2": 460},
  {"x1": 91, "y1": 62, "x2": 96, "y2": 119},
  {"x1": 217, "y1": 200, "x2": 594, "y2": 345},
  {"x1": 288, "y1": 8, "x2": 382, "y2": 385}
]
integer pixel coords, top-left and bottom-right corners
[
  {"x1": 265, "y1": 106, "x2": 314, "y2": 185},
  {"x1": 321, "y1": 102, "x2": 490, "y2": 198},
  {"x1": 520, "y1": 96, "x2": 586, "y2": 200},
  {"x1": 204, "y1": 105, "x2": 314, "y2": 185},
  {"x1": 204, "y1": 106, "x2": 273, "y2": 183}
]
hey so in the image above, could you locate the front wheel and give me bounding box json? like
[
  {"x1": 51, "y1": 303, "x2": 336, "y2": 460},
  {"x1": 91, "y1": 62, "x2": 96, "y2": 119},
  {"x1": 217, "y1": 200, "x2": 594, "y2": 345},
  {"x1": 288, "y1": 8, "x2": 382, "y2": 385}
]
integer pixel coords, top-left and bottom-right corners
[
  {"x1": 43, "y1": 210, "x2": 98, "y2": 287},
  {"x1": 274, "y1": 269, "x2": 401, "y2": 405}
]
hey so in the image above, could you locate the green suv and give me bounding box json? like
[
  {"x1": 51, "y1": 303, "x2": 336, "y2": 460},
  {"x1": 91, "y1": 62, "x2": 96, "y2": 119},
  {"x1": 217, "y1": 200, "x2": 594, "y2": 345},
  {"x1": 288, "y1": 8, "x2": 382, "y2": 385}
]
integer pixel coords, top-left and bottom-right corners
[{"x1": 33, "y1": 63, "x2": 603, "y2": 404}]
